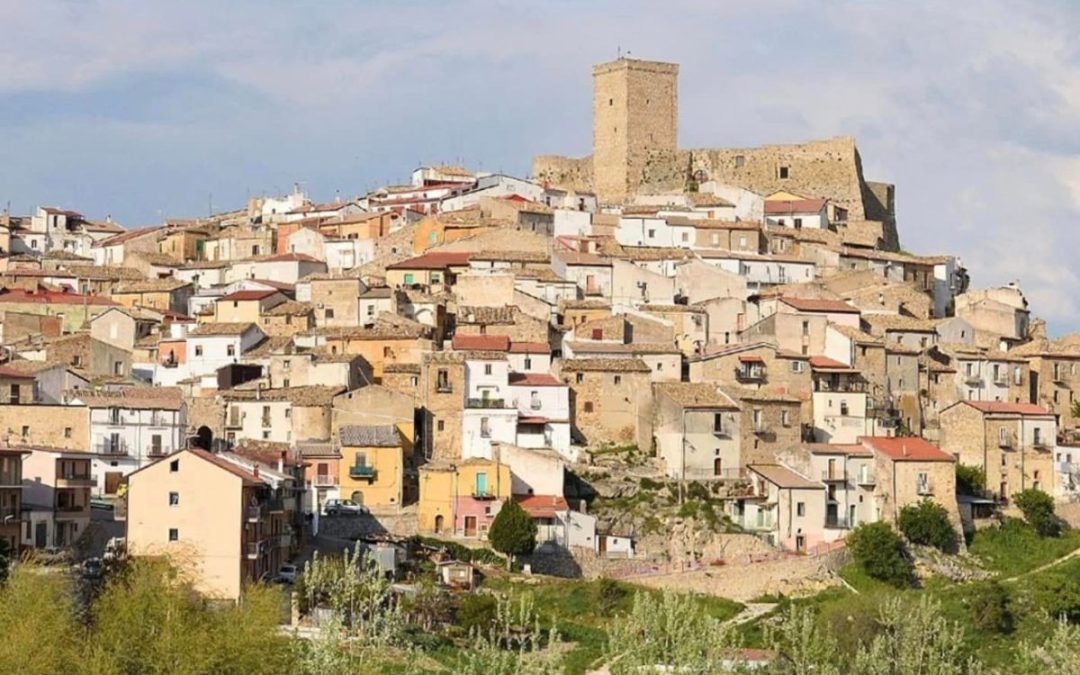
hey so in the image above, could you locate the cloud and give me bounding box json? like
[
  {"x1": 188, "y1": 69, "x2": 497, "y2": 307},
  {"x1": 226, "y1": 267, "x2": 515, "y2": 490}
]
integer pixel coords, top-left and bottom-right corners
[{"x1": 2, "y1": 0, "x2": 1079, "y2": 331}]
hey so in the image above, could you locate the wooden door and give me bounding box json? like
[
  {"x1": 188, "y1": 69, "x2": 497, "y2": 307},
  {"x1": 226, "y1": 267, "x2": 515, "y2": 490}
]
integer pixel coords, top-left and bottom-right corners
[
  {"x1": 464, "y1": 516, "x2": 477, "y2": 537},
  {"x1": 104, "y1": 472, "x2": 123, "y2": 495},
  {"x1": 713, "y1": 458, "x2": 723, "y2": 477}
]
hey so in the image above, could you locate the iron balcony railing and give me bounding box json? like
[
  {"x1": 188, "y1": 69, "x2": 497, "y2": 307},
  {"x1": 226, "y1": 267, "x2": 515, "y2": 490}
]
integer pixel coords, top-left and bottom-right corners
[{"x1": 466, "y1": 398, "x2": 506, "y2": 409}]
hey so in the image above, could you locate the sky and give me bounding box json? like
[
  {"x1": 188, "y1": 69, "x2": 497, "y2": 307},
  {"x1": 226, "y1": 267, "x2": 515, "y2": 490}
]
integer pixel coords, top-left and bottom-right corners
[{"x1": 3, "y1": 1, "x2": 1080, "y2": 330}]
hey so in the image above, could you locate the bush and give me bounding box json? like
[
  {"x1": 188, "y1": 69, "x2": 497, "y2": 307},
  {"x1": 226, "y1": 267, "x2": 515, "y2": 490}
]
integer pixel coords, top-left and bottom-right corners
[
  {"x1": 847, "y1": 522, "x2": 912, "y2": 588},
  {"x1": 638, "y1": 477, "x2": 663, "y2": 491},
  {"x1": 456, "y1": 594, "x2": 498, "y2": 635},
  {"x1": 1013, "y1": 489, "x2": 1061, "y2": 537},
  {"x1": 592, "y1": 578, "x2": 627, "y2": 616},
  {"x1": 488, "y1": 499, "x2": 538, "y2": 568},
  {"x1": 968, "y1": 581, "x2": 1012, "y2": 634},
  {"x1": 956, "y1": 464, "x2": 986, "y2": 496},
  {"x1": 898, "y1": 500, "x2": 957, "y2": 552}
]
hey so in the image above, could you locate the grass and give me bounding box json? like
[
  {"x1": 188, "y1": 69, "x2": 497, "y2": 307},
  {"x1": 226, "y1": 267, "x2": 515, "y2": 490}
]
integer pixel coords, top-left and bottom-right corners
[
  {"x1": 968, "y1": 519, "x2": 1080, "y2": 576},
  {"x1": 481, "y1": 577, "x2": 742, "y2": 674}
]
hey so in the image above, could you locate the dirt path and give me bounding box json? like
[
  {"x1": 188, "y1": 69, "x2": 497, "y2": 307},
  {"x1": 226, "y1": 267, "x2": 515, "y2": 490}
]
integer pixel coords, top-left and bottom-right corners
[
  {"x1": 1001, "y1": 544, "x2": 1080, "y2": 582},
  {"x1": 724, "y1": 602, "x2": 778, "y2": 626}
]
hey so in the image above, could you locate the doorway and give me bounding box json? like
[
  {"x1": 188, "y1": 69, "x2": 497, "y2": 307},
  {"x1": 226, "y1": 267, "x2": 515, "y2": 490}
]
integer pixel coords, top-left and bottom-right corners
[{"x1": 464, "y1": 516, "x2": 477, "y2": 537}]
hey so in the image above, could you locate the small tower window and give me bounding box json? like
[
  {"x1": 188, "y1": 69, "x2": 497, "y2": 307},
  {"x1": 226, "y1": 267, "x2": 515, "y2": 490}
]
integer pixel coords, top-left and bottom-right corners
[{"x1": 779, "y1": 166, "x2": 790, "y2": 179}]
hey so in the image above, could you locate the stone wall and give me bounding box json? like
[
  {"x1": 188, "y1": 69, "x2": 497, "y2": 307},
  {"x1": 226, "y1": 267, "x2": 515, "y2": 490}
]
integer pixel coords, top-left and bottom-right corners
[{"x1": 531, "y1": 155, "x2": 593, "y2": 192}]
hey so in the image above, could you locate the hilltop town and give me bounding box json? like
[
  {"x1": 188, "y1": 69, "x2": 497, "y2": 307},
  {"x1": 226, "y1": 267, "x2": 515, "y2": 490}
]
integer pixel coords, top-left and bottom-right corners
[{"x1": 0, "y1": 58, "x2": 1078, "y2": 671}]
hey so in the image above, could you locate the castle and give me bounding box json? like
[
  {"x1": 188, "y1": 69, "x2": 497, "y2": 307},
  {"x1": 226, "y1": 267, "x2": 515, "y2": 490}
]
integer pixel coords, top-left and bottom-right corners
[{"x1": 532, "y1": 57, "x2": 899, "y2": 250}]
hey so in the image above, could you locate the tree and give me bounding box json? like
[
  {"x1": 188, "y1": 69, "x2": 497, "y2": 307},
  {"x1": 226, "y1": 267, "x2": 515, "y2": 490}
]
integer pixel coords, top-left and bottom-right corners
[
  {"x1": 968, "y1": 581, "x2": 1012, "y2": 634},
  {"x1": 765, "y1": 605, "x2": 842, "y2": 675},
  {"x1": 0, "y1": 563, "x2": 82, "y2": 674},
  {"x1": 1013, "y1": 489, "x2": 1061, "y2": 537},
  {"x1": 851, "y1": 596, "x2": 975, "y2": 675},
  {"x1": 898, "y1": 500, "x2": 957, "y2": 552},
  {"x1": 0, "y1": 537, "x2": 11, "y2": 583},
  {"x1": 458, "y1": 595, "x2": 563, "y2": 675},
  {"x1": 488, "y1": 499, "x2": 537, "y2": 569},
  {"x1": 847, "y1": 522, "x2": 913, "y2": 587},
  {"x1": 1010, "y1": 619, "x2": 1080, "y2": 675},
  {"x1": 956, "y1": 464, "x2": 986, "y2": 496}
]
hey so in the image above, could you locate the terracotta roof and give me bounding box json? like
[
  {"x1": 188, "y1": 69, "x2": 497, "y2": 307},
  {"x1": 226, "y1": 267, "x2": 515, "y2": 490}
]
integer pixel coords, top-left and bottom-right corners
[
  {"x1": 508, "y1": 341, "x2": 551, "y2": 354},
  {"x1": 340, "y1": 425, "x2": 401, "y2": 447},
  {"x1": 185, "y1": 447, "x2": 262, "y2": 485},
  {"x1": 763, "y1": 199, "x2": 827, "y2": 214},
  {"x1": 222, "y1": 385, "x2": 345, "y2": 406},
  {"x1": 470, "y1": 250, "x2": 550, "y2": 263},
  {"x1": 514, "y1": 494, "x2": 569, "y2": 518},
  {"x1": 452, "y1": 334, "x2": 510, "y2": 352},
  {"x1": 808, "y1": 356, "x2": 855, "y2": 370},
  {"x1": 0, "y1": 287, "x2": 117, "y2": 306},
  {"x1": 264, "y1": 300, "x2": 313, "y2": 316},
  {"x1": 566, "y1": 341, "x2": 679, "y2": 355},
  {"x1": 383, "y1": 363, "x2": 421, "y2": 374},
  {"x1": 0, "y1": 365, "x2": 35, "y2": 379},
  {"x1": 508, "y1": 373, "x2": 563, "y2": 387},
  {"x1": 862, "y1": 314, "x2": 939, "y2": 333},
  {"x1": 560, "y1": 299, "x2": 611, "y2": 310},
  {"x1": 95, "y1": 225, "x2": 165, "y2": 248},
  {"x1": 114, "y1": 279, "x2": 190, "y2": 293},
  {"x1": 75, "y1": 386, "x2": 185, "y2": 410},
  {"x1": 457, "y1": 306, "x2": 519, "y2": 325},
  {"x1": 261, "y1": 253, "x2": 321, "y2": 263},
  {"x1": 386, "y1": 251, "x2": 472, "y2": 270},
  {"x1": 724, "y1": 386, "x2": 802, "y2": 403},
  {"x1": 861, "y1": 436, "x2": 954, "y2": 462},
  {"x1": 780, "y1": 297, "x2": 860, "y2": 314},
  {"x1": 805, "y1": 443, "x2": 872, "y2": 457},
  {"x1": 190, "y1": 322, "x2": 258, "y2": 337},
  {"x1": 961, "y1": 401, "x2": 1052, "y2": 416},
  {"x1": 220, "y1": 290, "x2": 279, "y2": 302},
  {"x1": 655, "y1": 382, "x2": 738, "y2": 409},
  {"x1": 560, "y1": 358, "x2": 651, "y2": 373},
  {"x1": 750, "y1": 464, "x2": 822, "y2": 489},
  {"x1": 828, "y1": 323, "x2": 883, "y2": 345}
]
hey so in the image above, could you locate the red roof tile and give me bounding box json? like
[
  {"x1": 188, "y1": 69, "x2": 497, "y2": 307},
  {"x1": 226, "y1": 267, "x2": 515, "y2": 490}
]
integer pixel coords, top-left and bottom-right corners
[
  {"x1": 962, "y1": 401, "x2": 1052, "y2": 416},
  {"x1": 452, "y1": 334, "x2": 510, "y2": 352},
  {"x1": 263, "y1": 253, "x2": 320, "y2": 263},
  {"x1": 808, "y1": 356, "x2": 854, "y2": 370},
  {"x1": 0, "y1": 366, "x2": 35, "y2": 380},
  {"x1": 861, "y1": 436, "x2": 954, "y2": 462},
  {"x1": 764, "y1": 199, "x2": 827, "y2": 215},
  {"x1": 509, "y1": 341, "x2": 551, "y2": 354},
  {"x1": 0, "y1": 287, "x2": 116, "y2": 306},
  {"x1": 509, "y1": 373, "x2": 563, "y2": 387},
  {"x1": 781, "y1": 297, "x2": 860, "y2": 314},
  {"x1": 387, "y1": 251, "x2": 472, "y2": 270},
  {"x1": 514, "y1": 494, "x2": 569, "y2": 518},
  {"x1": 219, "y1": 290, "x2": 280, "y2": 302}
]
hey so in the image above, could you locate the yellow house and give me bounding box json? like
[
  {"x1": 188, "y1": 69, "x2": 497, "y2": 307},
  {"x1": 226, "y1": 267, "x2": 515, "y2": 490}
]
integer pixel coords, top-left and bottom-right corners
[
  {"x1": 418, "y1": 457, "x2": 511, "y2": 538},
  {"x1": 337, "y1": 425, "x2": 405, "y2": 508},
  {"x1": 213, "y1": 289, "x2": 287, "y2": 323}
]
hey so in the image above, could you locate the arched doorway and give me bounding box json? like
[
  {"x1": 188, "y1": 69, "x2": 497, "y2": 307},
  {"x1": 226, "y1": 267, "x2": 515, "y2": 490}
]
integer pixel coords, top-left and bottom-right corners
[
  {"x1": 194, "y1": 426, "x2": 213, "y2": 450},
  {"x1": 351, "y1": 491, "x2": 364, "y2": 506},
  {"x1": 434, "y1": 514, "x2": 444, "y2": 534}
]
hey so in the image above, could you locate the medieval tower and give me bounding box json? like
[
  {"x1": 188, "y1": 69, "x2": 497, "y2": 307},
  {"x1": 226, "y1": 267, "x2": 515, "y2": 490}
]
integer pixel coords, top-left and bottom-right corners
[{"x1": 591, "y1": 58, "x2": 679, "y2": 203}]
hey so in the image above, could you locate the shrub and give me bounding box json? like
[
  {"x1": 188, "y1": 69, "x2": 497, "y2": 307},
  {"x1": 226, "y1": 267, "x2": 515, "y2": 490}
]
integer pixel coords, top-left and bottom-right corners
[
  {"x1": 847, "y1": 522, "x2": 912, "y2": 587},
  {"x1": 955, "y1": 464, "x2": 986, "y2": 496},
  {"x1": 638, "y1": 477, "x2": 663, "y2": 491},
  {"x1": 968, "y1": 581, "x2": 1012, "y2": 634},
  {"x1": 593, "y1": 578, "x2": 627, "y2": 616},
  {"x1": 1013, "y1": 489, "x2": 1061, "y2": 537},
  {"x1": 488, "y1": 499, "x2": 538, "y2": 568},
  {"x1": 898, "y1": 500, "x2": 957, "y2": 552},
  {"x1": 456, "y1": 594, "x2": 498, "y2": 635}
]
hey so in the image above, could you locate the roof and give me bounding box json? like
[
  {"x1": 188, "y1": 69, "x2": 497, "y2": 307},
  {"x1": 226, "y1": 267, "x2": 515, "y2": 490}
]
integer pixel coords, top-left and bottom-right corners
[
  {"x1": 222, "y1": 385, "x2": 345, "y2": 406},
  {"x1": 383, "y1": 362, "x2": 421, "y2": 374},
  {"x1": 220, "y1": 290, "x2": 280, "y2": 302},
  {"x1": 451, "y1": 334, "x2": 510, "y2": 352},
  {"x1": 340, "y1": 425, "x2": 401, "y2": 448},
  {"x1": 749, "y1": 464, "x2": 822, "y2": 489},
  {"x1": 861, "y1": 436, "x2": 954, "y2": 462},
  {"x1": 95, "y1": 225, "x2": 165, "y2": 248},
  {"x1": 509, "y1": 341, "x2": 551, "y2": 354},
  {"x1": 0, "y1": 365, "x2": 35, "y2": 380},
  {"x1": 260, "y1": 253, "x2": 321, "y2": 263},
  {"x1": 457, "y1": 306, "x2": 519, "y2": 325},
  {"x1": 805, "y1": 443, "x2": 872, "y2": 457},
  {"x1": 508, "y1": 373, "x2": 563, "y2": 387},
  {"x1": 386, "y1": 251, "x2": 472, "y2": 270},
  {"x1": 184, "y1": 448, "x2": 262, "y2": 485},
  {"x1": 763, "y1": 198, "x2": 827, "y2": 215},
  {"x1": 655, "y1": 382, "x2": 738, "y2": 409},
  {"x1": 74, "y1": 387, "x2": 185, "y2": 410},
  {"x1": 113, "y1": 279, "x2": 190, "y2": 293},
  {"x1": 566, "y1": 341, "x2": 680, "y2": 355},
  {"x1": 862, "y1": 314, "x2": 939, "y2": 333},
  {"x1": 961, "y1": 401, "x2": 1052, "y2": 417},
  {"x1": 560, "y1": 358, "x2": 651, "y2": 373},
  {"x1": 0, "y1": 287, "x2": 117, "y2": 306},
  {"x1": 808, "y1": 356, "x2": 857, "y2": 371},
  {"x1": 189, "y1": 322, "x2": 258, "y2": 337},
  {"x1": 514, "y1": 494, "x2": 569, "y2": 518},
  {"x1": 264, "y1": 300, "x2": 313, "y2": 316},
  {"x1": 828, "y1": 323, "x2": 884, "y2": 345},
  {"x1": 780, "y1": 297, "x2": 860, "y2": 314}
]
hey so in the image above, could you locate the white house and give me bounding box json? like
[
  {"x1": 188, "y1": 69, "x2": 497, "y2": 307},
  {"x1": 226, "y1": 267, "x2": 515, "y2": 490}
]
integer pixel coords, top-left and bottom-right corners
[
  {"x1": 615, "y1": 215, "x2": 696, "y2": 248},
  {"x1": 508, "y1": 373, "x2": 572, "y2": 458},
  {"x1": 461, "y1": 353, "x2": 517, "y2": 458},
  {"x1": 763, "y1": 197, "x2": 829, "y2": 230},
  {"x1": 183, "y1": 322, "x2": 266, "y2": 380}
]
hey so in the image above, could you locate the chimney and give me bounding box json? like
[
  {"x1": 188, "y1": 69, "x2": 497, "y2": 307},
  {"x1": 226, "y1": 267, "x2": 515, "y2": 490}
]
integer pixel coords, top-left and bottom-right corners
[
  {"x1": 902, "y1": 443, "x2": 908, "y2": 457},
  {"x1": 278, "y1": 450, "x2": 286, "y2": 473},
  {"x1": 253, "y1": 464, "x2": 260, "y2": 479}
]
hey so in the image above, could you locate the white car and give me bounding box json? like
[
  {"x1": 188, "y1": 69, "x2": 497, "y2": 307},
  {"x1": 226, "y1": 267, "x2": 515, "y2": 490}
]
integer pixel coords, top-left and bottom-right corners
[
  {"x1": 277, "y1": 564, "x2": 299, "y2": 584},
  {"x1": 323, "y1": 499, "x2": 367, "y2": 516}
]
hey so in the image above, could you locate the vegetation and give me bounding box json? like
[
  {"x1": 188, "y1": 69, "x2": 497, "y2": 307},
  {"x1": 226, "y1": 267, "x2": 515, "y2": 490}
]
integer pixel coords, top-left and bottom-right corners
[
  {"x1": 0, "y1": 538, "x2": 11, "y2": 583},
  {"x1": 487, "y1": 499, "x2": 538, "y2": 569},
  {"x1": 1013, "y1": 488, "x2": 1062, "y2": 537},
  {"x1": 847, "y1": 522, "x2": 913, "y2": 587},
  {"x1": 955, "y1": 464, "x2": 986, "y2": 496},
  {"x1": 968, "y1": 581, "x2": 1012, "y2": 634},
  {"x1": 897, "y1": 500, "x2": 957, "y2": 552},
  {"x1": 968, "y1": 518, "x2": 1080, "y2": 576}
]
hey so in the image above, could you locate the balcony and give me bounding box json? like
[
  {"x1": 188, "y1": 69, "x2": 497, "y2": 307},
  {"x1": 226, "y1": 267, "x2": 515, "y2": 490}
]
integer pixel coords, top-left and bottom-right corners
[
  {"x1": 466, "y1": 398, "x2": 506, "y2": 409},
  {"x1": 245, "y1": 506, "x2": 263, "y2": 522},
  {"x1": 349, "y1": 464, "x2": 376, "y2": 480},
  {"x1": 964, "y1": 375, "x2": 984, "y2": 387},
  {"x1": 998, "y1": 432, "x2": 1017, "y2": 449},
  {"x1": 821, "y1": 470, "x2": 846, "y2": 482},
  {"x1": 56, "y1": 472, "x2": 96, "y2": 488},
  {"x1": 992, "y1": 375, "x2": 1008, "y2": 387},
  {"x1": 55, "y1": 502, "x2": 89, "y2": 517},
  {"x1": 436, "y1": 382, "x2": 453, "y2": 394},
  {"x1": 266, "y1": 498, "x2": 285, "y2": 513},
  {"x1": 814, "y1": 380, "x2": 866, "y2": 393},
  {"x1": 313, "y1": 474, "x2": 338, "y2": 487},
  {"x1": 245, "y1": 540, "x2": 267, "y2": 559},
  {"x1": 737, "y1": 514, "x2": 775, "y2": 531},
  {"x1": 856, "y1": 471, "x2": 876, "y2": 486},
  {"x1": 825, "y1": 515, "x2": 853, "y2": 529},
  {"x1": 752, "y1": 422, "x2": 772, "y2": 435},
  {"x1": 94, "y1": 441, "x2": 129, "y2": 457},
  {"x1": 735, "y1": 368, "x2": 766, "y2": 383},
  {"x1": 713, "y1": 426, "x2": 732, "y2": 439},
  {"x1": 162, "y1": 359, "x2": 179, "y2": 369},
  {"x1": 0, "y1": 506, "x2": 21, "y2": 521},
  {"x1": 472, "y1": 490, "x2": 497, "y2": 500},
  {"x1": 0, "y1": 472, "x2": 20, "y2": 488},
  {"x1": 261, "y1": 417, "x2": 272, "y2": 429}
]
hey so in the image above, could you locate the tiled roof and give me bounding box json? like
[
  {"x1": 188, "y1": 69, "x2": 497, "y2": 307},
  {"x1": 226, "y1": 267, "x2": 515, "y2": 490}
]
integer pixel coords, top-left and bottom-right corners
[
  {"x1": 780, "y1": 297, "x2": 860, "y2": 314},
  {"x1": 114, "y1": 279, "x2": 190, "y2": 293},
  {"x1": 763, "y1": 198, "x2": 827, "y2": 214},
  {"x1": 470, "y1": 250, "x2": 550, "y2": 263},
  {"x1": 220, "y1": 290, "x2": 279, "y2": 302},
  {"x1": 508, "y1": 373, "x2": 563, "y2": 387},
  {"x1": 862, "y1": 314, "x2": 939, "y2": 333},
  {"x1": 222, "y1": 385, "x2": 345, "y2": 406},
  {"x1": 566, "y1": 341, "x2": 679, "y2": 355},
  {"x1": 560, "y1": 358, "x2": 651, "y2": 373},
  {"x1": 514, "y1": 494, "x2": 569, "y2": 518},
  {"x1": 861, "y1": 436, "x2": 954, "y2": 462},
  {"x1": 452, "y1": 334, "x2": 510, "y2": 352},
  {"x1": 808, "y1": 356, "x2": 856, "y2": 371},
  {"x1": 805, "y1": 443, "x2": 872, "y2": 457},
  {"x1": 383, "y1": 362, "x2": 421, "y2": 374},
  {"x1": 76, "y1": 386, "x2": 185, "y2": 410},
  {"x1": 185, "y1": 447, "x2": 262, "y2": 485},
  {"x1": 94, "y1": 225, "x2": 165, "y2": 248},
  {"x1": 457, "y1": 306, "x2": 518, "y2": 325},
  {"x1": 190, "y1": 322, "x2": 258, "y2": 337},
  {"x1": 750, "y1": 464, "x2": 822, "y2": 489},
  {"x1": 340, "y1": 424, "x2": 401, "y2": 447},
  {"x1": 509, "y1": 341, "x2": 551, "y2": 354},
  {"x1": 828, "y1": 323, "x2": 883, "y2": 345},
  {"x1": 264, "y1": 300, "x2": 313, "y2": 316},
  {"x1": 655, "y1": 382, "x2": 738, "y2": 409},
  {"x1": 0, "y1": 365, "x2": 35, "y2": 379},
  {"x1": 962, "y1": 401, "x2": 1052, "y2": 416},
  {"x1": 640, "y1": 304, "x2": 706, "y2": 314},
  {"x1": 386, "y1": 251, "x2": 472, "y2": 270},
  {"x1": 560, "y1": 299, "x2": 611, "y2": 310}
]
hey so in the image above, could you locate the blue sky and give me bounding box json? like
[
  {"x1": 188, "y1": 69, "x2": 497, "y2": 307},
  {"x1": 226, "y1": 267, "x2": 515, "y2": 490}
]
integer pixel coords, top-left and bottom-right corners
[{"x1": 3, "y1": 1, "x2": 1079, "y2": 329}]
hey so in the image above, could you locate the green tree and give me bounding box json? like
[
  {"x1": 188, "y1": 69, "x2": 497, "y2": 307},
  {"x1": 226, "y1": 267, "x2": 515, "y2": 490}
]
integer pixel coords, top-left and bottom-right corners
[
  {"x1": 968, "y1": 581, "x2": 1012, "y2": 634},
  {"x1": 1010, "y1": 619, "x2": 1080, "y2": 675},
  {"x1": 0, "y1": 537, "x2": 11, "y2": 582},
  {"x1": 488, "y1": 499, "x2": 537, "y2": 569},
  {"x1": 605, "y1": 590, "x2": 738, "y2": 675},
  {"x1": 851, "y1": 596, "x2": 975, "y2": 675},
  {"x1": 847, "y1": 522, "x2": 913, "y2": 587},
  {"x1": 457, "y1": 594, "x2": 498, "y2": 634},
  {"x1": 0, "y1": 563, "x2": 83, "y2": 675},
  {"x1": 1013, "y1": 489, "x2": 1061, "y2": 537},
  {"x1": 765, "y1": 605, "x2": 842, "y2": 675},
  {"x1": 897, "y1": 500, "x2": 957, "y2": 552},
  {"x1": 458, "y1": 595, "x2": 563, "y2": 675},
  {"x1": 955, "y1": 464, "x2": 986, "y2": 496}
]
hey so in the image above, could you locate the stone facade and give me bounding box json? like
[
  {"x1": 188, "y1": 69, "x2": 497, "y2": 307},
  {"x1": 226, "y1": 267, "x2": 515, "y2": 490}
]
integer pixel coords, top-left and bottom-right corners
[
  {"x1": 558, "y1": 359, "x2": 654, "y2": 449},
  {"x1": 420, "y1": 353, "x2": 466, "y2": 462}
]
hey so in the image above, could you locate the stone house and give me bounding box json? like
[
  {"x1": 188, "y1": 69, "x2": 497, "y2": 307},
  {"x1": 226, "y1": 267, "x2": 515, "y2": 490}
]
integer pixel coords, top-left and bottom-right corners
[
  {"x1": 111, "y1": 279, "x2": 194, "y2": 315},
  {"x1": 938, "y1": 401, "x2": 1058, "y2": 502},
  {"x1": 213, "y1": 290, "x2": 287, "y2": 324},
  {"x1": 653, "y1": 382, "x2": 740, "y2": 480},
  {"x1": 420, "y1": 352, "x2": 466, "y2": 462},
  {"x1": 556, "y1": 358, "x2": 654, "y2": 449},
  {"x1": 862, "y1": 314, "x2": 938, "y2": 350},
  {"x1": 809, "y1": 356, "x2": 875, "y2": 444},
  {"x1": 259, "y1": 301, "x2": 315, "y2": 336},
  {"x1": 454, "y1": 305, "x2": 550, "y2": 345},
  {"x1": 381, "y1": 363, "x2": 421, "y2": 401},
  {"x1": 862, "y1": 436, "x2": 960, "y2": 529},
  {"x1": 637, "y1": 304, "x2": 707, "y2": 356},
  {"x1": 563, "y1": 341, "x2": 680, "y2": 383},
  {"x1": 559, "y1": 299, "x2": 612, "y2": 330},
  {"x1": 266, "y1": 347, "x2": 370, "y2": 390},
  {"x1": 725, "y1": 388, "x2": 802, "y2": 466},
  {"x1": 297, "y1": 322, "x2": 433, "y2": 381},
  {"x1": 730, "y1": 463, "x2": 826, "y2": 553},
  {"x1": 779, "y1": 443, "x2": 878, "y2": 534},
  {"x1": 688, "y1": 342, "x2": 812, "y2": 423},
  {"x1": 551, "y1": 249, "x2": 613, "y2": 300},
  {"x1": 384, "y1": 251, "x2": 473, "y2": 288},
  {"x1": 307, "y1": 277, "x2": 367, "y2": 327},
  {"x1": 89, "y1": 307, "x2": 157, "y2": 351},
  {"x1": 0, "y1": 403, "x2": 88, "y2": 450},
  {"x1": 221, "y1": 385, "x2": 342, "y2": 446},
  {"x1": 23, "y1": 333, "x2": 133, "y2": 380}
]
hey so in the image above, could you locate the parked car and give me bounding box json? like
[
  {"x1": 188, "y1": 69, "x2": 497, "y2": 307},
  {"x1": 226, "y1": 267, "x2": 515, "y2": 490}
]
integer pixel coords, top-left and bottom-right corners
[
  {"x1": 323, "y1": 499, "x2": 367, "y2": 516},
  {"x1": 277, "y1": 564, "x2": 299, "y2": 584},
  {"x1": 81, "y1": 557, "x2": 104, "y2": 580}
]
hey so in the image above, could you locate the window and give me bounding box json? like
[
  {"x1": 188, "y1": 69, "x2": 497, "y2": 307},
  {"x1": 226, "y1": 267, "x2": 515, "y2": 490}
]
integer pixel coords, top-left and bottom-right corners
[
  {"x1": 524, "y1": 357, "x2": 532, "y2": 370},
  {"x1": 711, "y1": 233, "x2": 720, "y2": 245},
  {"x1": 791, "y1": 361, "x2": 804, "y2": 373},
  {"x1": 195, "y1": 345, "x2": 203, "y2": 357},
  {"x1": 752, "y1": 409, "x2": 763, "y2": 428},
  {"x1": 1014, "y1": 366, "x2": 1023, "y2": 385},
  {"x1": 72, "y1": 355, "x2": 82, "y2": 367},
  {"x1": 480, "y1": 417, "x2": 490, "y2": 438},
  {"x1": 1034, "y1": 428, "x2": 1042, "y2": 445},
  {"x1": 283, "y1": 359, "x2": 291, "y2": 371},
  {"x1": 738, "y1": 235, "x2": 747, "y2": 248},
  {"x1": 614, "y1": 375, "x2": 622, "y2": 385},
  {"x1": 168, "y1": 528, "x2": 179, "y2": 542},
  {"x1": 325, "y1": 308, "x2": 334, "y2": 319},
  {"x1": 793, "y1": 218, "x2": 803, "y2": 229},
  {"x1": 64, "y1": 427, "x2": 72, "y2": 438},
  {"x1": 779, "y1": 166, "x2": 789, "y2": 179},
  {"x1": 170, "y1": 459, "x2": 179, "y2": 472},
  {"x1": 20, "y1": 425, "x2": 28, "y2": 438},
  {"x1": 796, "y1": 502, "x2": 805, "y2": 516},
  {"x1": 680, "y1": 232, "x2": 688, "y2": 243},
  {"x1": 404, "y1": 273, "x2": 415, "y2": 285},
  {"x1": 437, "y1": 369, "x2": 450, "y2": 392},
  {"x1": 366, "y1": 304, "x2": 375, "y2": 317},
  {"x1": 781, "y1": 410, "x2": 791, "y2": 427},
  {"x1": 584, "y1": 402, "x2": 594, "y2": 413},
  {"x1": 530, "y1": 391, "x2": 541, "y2": 410},
  {"x1": 168, "y1": 492, "x2": 179, "y2": 506},
  {"x1": 840, "y1": 401, "x2": 850, "y2": 416},
  {"x1": 735, "y1": 155, "x2": 745, "y2": 168},
  {"x1": 484, "y1": 363, "x2": 493, "y2": 376},
  {"x1": 226, "y1": 344, "x2": 235, "y2": 357},
  {"x1": 591, "y1": 328, "x2": 603, "y2": 340},
  {"x1": 113, "y1": 361, "x2": 124, "y2": 376},
  {"x1": 713, "y1": 413, "x2": 725, "y2": 434},
  {"x1": 802, "y1": 320, "x2": 810, "y2": 336},
  {"x1": 284, "y1": 408, "x2": 291, "y2": 418},
  {"x1": 383, "y1": 346, "x2": 392, "y2": 358},
  {"x1": 647, "y1": 229, "x2": 655, "y2": 238},
  {"x1": 151, "y1": 435, "x2": 162, "y2": 455},
  {"x1": 576, "y1": 372, "x2": 584, "y2": 384},
  {"x1": 437, "y1": 420, "x2": 445, "y2": 432}
]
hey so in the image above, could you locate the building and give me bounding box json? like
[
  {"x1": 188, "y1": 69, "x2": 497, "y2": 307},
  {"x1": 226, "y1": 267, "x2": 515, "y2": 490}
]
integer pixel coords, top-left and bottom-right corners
[
  {"x1": 21, "y1": 447, "x2": 94, "y2": 549},
  {"x1": 653, "y1": 382, "x2": 741, "y2": 479},
  {"x1": 337, "y1": 425, "x2": 406, "y2": 508},
  {"x1": 0, "y1": 448, "x2": 29, "y2": 551},
  {"x1": 417, "y1": 457, "x2": 512, "y2": 537},
  {"x1": 729, "y1": 463, "x2": 825, "y2": 553},
  {"x1": 558, "y1": 358, "x2": 654, "y2": 449},
  {"x1": 862, "y1": 436, "x2": 960, "y2": 527},
  {"x1": 126, "y1": 448, "x2": 292, "y2": 600}
]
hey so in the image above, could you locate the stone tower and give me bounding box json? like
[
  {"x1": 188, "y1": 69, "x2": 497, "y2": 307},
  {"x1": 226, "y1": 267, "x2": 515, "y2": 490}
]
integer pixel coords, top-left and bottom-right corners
[{"x1": 592, "y1": 58, "x2": 679, "y2": 203}]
